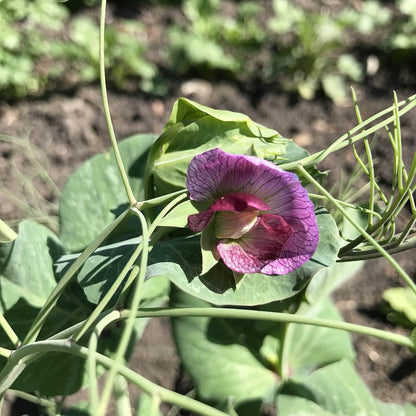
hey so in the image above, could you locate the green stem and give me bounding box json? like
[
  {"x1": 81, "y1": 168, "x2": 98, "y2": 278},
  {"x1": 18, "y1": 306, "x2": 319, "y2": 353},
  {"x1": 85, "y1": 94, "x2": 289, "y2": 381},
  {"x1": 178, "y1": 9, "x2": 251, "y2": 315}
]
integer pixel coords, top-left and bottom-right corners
[
  {"x1": 280, "y1": 93, "x2": 416, "y2": 171},
  {"x1": 23, "y1": 208, "x2": 131, "y2": 345},
  {"x1": 87, "y1": 311, "x2": 120, "y2": 416},
  {"x1": 99, "y1": 209, "x2": 149, "y2": 415},
  {"x1": 298, "y1": 164, "x2": 416, "y2": 297},
  {"x1": 0, "y1": 314, "x2": 20, "y2": 348},
  {"x1": 339, "y1": 152, "x2": 416, "y2": 255},
  {"x1": 0, "y1": 347, "x2": 11, "y2": 359},
  {"x1": 309, "y1": 193, "x2": 382, "y2": 220},
  {"x1": 135, "y1": 189, "x2": 187, "y2": 211},
  {"x1": 351, "y1": 88, "x2": 376, "y2": 227},
  {"x1": 99, "y1": 0, "x2": 135, "y2": 205},
  {"x1": 73, "y1": 237, "x2": 143, "y2": 342},
  {"x1": 4, "y1": 340, "x2": 228, "y2": 416},
  {"x1": 7, "y1": 389, "x2": 56, "y2": 412},
  {"x1": 114, "y1": 375, "x2": 132, "y2": 416},
  {"x1": 132, "y1": 307, "x2": 415, "y2": 350},
  {"x1": 0, "y1": 219, "x2": 17, "y2": 242}
]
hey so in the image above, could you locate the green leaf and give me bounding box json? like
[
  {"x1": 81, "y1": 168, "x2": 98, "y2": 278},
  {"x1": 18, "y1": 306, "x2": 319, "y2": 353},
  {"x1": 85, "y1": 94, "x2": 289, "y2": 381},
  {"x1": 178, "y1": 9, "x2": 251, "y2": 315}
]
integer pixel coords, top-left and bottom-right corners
[
  {"x1": 55, "y1": 237, "x2": 170, "y2": 305},
  {"x1": 277, "y1": 360, "x2": 382, "y2": 416},
  {"x1": 321, "y1": 73, "x2": 347, "y2": 105},
  {"x1": 0, "y1": 220, "x2": 63, "y2": 312},
  {"x1": 379, "y1": 402, "x2": 416, "y2": 416},
  {"x1": 150, "y1": 207, "x2": 339, "y2": 306},
  {"x1": 146, "y1": 98, "x2": 311, "y2": 197},
  {"x1": 277, "y1": 395, "x2": 335, "y2": 416},
  {"x1": 59, "y1": 134, "x2": 156, "y2": 252},
  {"x1": 306, "y1": 206, "x2": 366, "y2": 303},
  {"x1": 157, "y1": 200, "x2": 198, "y2": 228},
  {"x1": 383, "y1": 287, "x2": 416, "y2": 325},
  {"x1": 281, "y1": 298, "x2": 355, "y2": 378},
  {"x1": 171, "y1": 288, "x2": 277, "y2": 405}
]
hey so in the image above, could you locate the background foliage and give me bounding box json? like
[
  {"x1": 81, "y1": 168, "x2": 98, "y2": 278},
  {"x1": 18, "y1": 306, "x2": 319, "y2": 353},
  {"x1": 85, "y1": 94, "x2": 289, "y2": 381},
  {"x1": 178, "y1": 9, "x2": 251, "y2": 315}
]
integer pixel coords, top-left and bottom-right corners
[{"x1": 1, "y1": 0, "x2": 416, "y2": 101}]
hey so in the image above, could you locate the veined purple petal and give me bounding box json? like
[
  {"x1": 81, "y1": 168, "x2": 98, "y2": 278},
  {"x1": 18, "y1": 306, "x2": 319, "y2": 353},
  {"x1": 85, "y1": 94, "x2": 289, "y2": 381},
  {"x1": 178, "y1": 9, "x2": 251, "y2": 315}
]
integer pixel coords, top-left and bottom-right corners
[
  {"x1": 210, "y1": 193, "x2": 270, "y2": 212},
  {"x1": 186, "y1": 148, "x2": 319, "y2": 276},
  {"x1": 188, "y1": 211, "x2": 215, "y2": 232},
  {"x1": 261, "y1": 216, "x2": 319, "y2": 275},
  {"x1": 188, "y1": 192, "x2": 270, "y2": 233},
  {"x1": 217, "y1": 214, "x2": 293, "y2": 274},
  {"x1": 187, "y1": 148, "x2": 299, "y2": 205}
]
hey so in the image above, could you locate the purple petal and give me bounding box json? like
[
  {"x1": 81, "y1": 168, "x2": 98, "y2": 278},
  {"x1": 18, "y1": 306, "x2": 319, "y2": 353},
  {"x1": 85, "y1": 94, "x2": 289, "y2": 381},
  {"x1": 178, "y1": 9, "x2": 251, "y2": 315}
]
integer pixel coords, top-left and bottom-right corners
[
  {"x1": 188, "y1": 211, "x2": 215, "y2": 232},
  {"x1": 217, "y1": 214, "x2": 293, "y2": 274},
  {"x1": 210, "y1": 193, "x2": 270, "y2": 212},
  {"x1": 261, "y1": 215, "x2": 319, "y2": 275},
  {"x1": 187, "y1": 148, "x2": 293, "y2": 202},
  {"x1": 188, "y1": 192, "x2": 269, "y2": 233}
]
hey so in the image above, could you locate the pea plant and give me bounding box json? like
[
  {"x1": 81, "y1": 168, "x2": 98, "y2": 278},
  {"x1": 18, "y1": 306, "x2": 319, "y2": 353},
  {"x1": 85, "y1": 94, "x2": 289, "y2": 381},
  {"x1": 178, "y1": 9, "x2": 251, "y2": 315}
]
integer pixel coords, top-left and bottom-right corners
[{"x1": 0, "y1": 2, "x2": 416, "y2": 416}]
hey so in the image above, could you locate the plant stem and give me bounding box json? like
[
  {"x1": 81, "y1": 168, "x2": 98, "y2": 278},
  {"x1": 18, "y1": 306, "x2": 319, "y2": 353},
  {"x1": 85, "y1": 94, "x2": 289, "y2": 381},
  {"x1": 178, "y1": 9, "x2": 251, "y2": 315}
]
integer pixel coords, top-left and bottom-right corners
[
  {"x1": 99, "y1": 209, "x2": 149, "y2": 415},
  {"x1": 87, "y1": 311, "x2": 120, "y2": 416},
  {"x1": 114, "y1": 375, "x2": 132, "y2": 416},
  {"x1": 135, "y1": 189, "x2": 187, "y2": 211},
  {"x1": 0, "y1": 219, "x2": 17, "y2": 242},
  {"x1": 279, "y1": 93, "x2": 416, "y2": 171},
  {"x1": 99, "y1": 0, "x2": 136, "y2": 205},
  {"x1": 132, "y1": 308, "x2": 415, "y2": 350},
  {"x1": 0, "y1": 314, "x2": 20, "y2": 349},
  {"x1": 73, "y1": 237, "x2": 143, "y2": 342},
  {"x1": 23, "y1": 208, "x2": 131, "y2": 345},
  {"x1": 297, "y1": 164, "x2": 416, "y2": 297},
  {"x1": 3, "y1": 340, "x2": 228, "y2": 416}
]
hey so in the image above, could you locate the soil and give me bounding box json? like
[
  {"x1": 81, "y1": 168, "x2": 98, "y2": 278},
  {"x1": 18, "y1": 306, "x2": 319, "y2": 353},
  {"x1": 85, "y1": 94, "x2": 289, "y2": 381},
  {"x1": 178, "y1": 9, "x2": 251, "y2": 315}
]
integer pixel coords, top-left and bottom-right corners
[{"x1": 1, "y1": 4, "x2": 416, "y2": 416}]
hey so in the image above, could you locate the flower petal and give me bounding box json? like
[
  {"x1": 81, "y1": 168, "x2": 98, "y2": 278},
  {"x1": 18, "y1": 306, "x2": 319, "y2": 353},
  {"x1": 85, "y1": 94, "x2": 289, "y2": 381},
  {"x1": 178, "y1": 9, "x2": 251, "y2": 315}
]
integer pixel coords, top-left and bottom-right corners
[
  {"x1": 188, "y1": 192, "x2": 269, "y2": 234},
  {"x1": 261, "y1": 215, "x2": 319, "y2": 275},
  {"x1": 188, "y1": 211, "x2": 215, "y2": 232},
  {"x1": 215, "y1": 211, "x2": 258, "y2": 239},
  {"x1": 217, "y1": 214, "x2": 293, "y2": 274},
  {"x1": 187, "y1": 148, "x2": 292, "y2": 202},
  {"x1": 210, "y1": 193, "x2": 270, "y2": 212}
]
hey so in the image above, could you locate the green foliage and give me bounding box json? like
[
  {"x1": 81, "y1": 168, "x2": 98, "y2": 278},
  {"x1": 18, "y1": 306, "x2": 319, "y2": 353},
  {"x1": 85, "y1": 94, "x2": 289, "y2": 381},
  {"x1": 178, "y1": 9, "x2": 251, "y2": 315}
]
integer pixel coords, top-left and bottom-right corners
[
  {"x1": 145, "y1": 97, "x2": 311, "y2": 198},
  {"x1": 383, "y1": 287, "x2": 416, "y2": 328},
  {"x1": 59, "y1": 134, "x2": 157, "y2": 253},
  {"x1": 0, "y1": 1, "x2": 162, "y2": 97},
  {"x1": 0, "y1": 0, "x2": 68, "y2": 97},
  {"x1": 1, "y1": 0, "x2": 416, "y2": 101}
]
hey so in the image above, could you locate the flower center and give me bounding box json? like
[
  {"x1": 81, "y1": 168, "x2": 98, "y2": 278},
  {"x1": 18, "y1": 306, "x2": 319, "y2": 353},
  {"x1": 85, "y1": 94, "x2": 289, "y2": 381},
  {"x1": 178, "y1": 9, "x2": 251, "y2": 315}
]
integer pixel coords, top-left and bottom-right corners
[{"x1": 215, "y1": 210, "x2": 259, "y2": 239}]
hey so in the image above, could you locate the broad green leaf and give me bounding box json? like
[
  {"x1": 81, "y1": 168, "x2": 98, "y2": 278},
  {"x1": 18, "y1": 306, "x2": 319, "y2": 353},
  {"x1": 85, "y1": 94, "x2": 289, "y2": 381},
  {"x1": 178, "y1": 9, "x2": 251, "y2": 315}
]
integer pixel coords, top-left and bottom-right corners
[
  {"x1": 306, "y1": 206, "x2": 366, "y2": 303},
  {"x1": 281, "y1": 298, "x2": 355, "y2": 378},
  {"x1": 278, "y1": 395, "x2": 335, "y2": 416},
  {"x1": 171, "y1": 288, "x2": 277, "y2": 405},
  {"x1": 59, "y1": 134, "x2": 156, "y2": 252},
  {"x1": 146, "y1": 98, "x2": 312, "y2": 198},
  {"x1": 379, "y1": 402, "x2": 416, "y2": 416},
  {"x1": 0, "y1": 220, "x2": 63, "y2": 313},
  {"x1": 11, "y1": 294, "x2": 166, "y2": 396},
  {"x1": 150, "y1": 207, "x2": 339, "y2": 306},
  {"x1": 305, "y1": 260, "x2": 362, "y2": 304},
  {"x1": 55, "y1": 237, "x2": 170, "y2": 305},
  {"x1": 383, "y1": 287, "x2": 416, "y2": 324},
  {"x1": 278, "y1": 360, "x2": 382, "y2": 416},
  {"x1": 157, "y1": 199, "x2": 198, "y2": 228}
]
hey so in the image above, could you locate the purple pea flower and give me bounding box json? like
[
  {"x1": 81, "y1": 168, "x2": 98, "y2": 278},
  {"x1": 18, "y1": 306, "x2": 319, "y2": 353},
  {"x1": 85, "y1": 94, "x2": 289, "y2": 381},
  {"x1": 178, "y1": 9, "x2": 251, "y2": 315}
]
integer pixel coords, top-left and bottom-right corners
[{"x1": 186, "y1": 148, "x2": 319, "y2": 275}]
